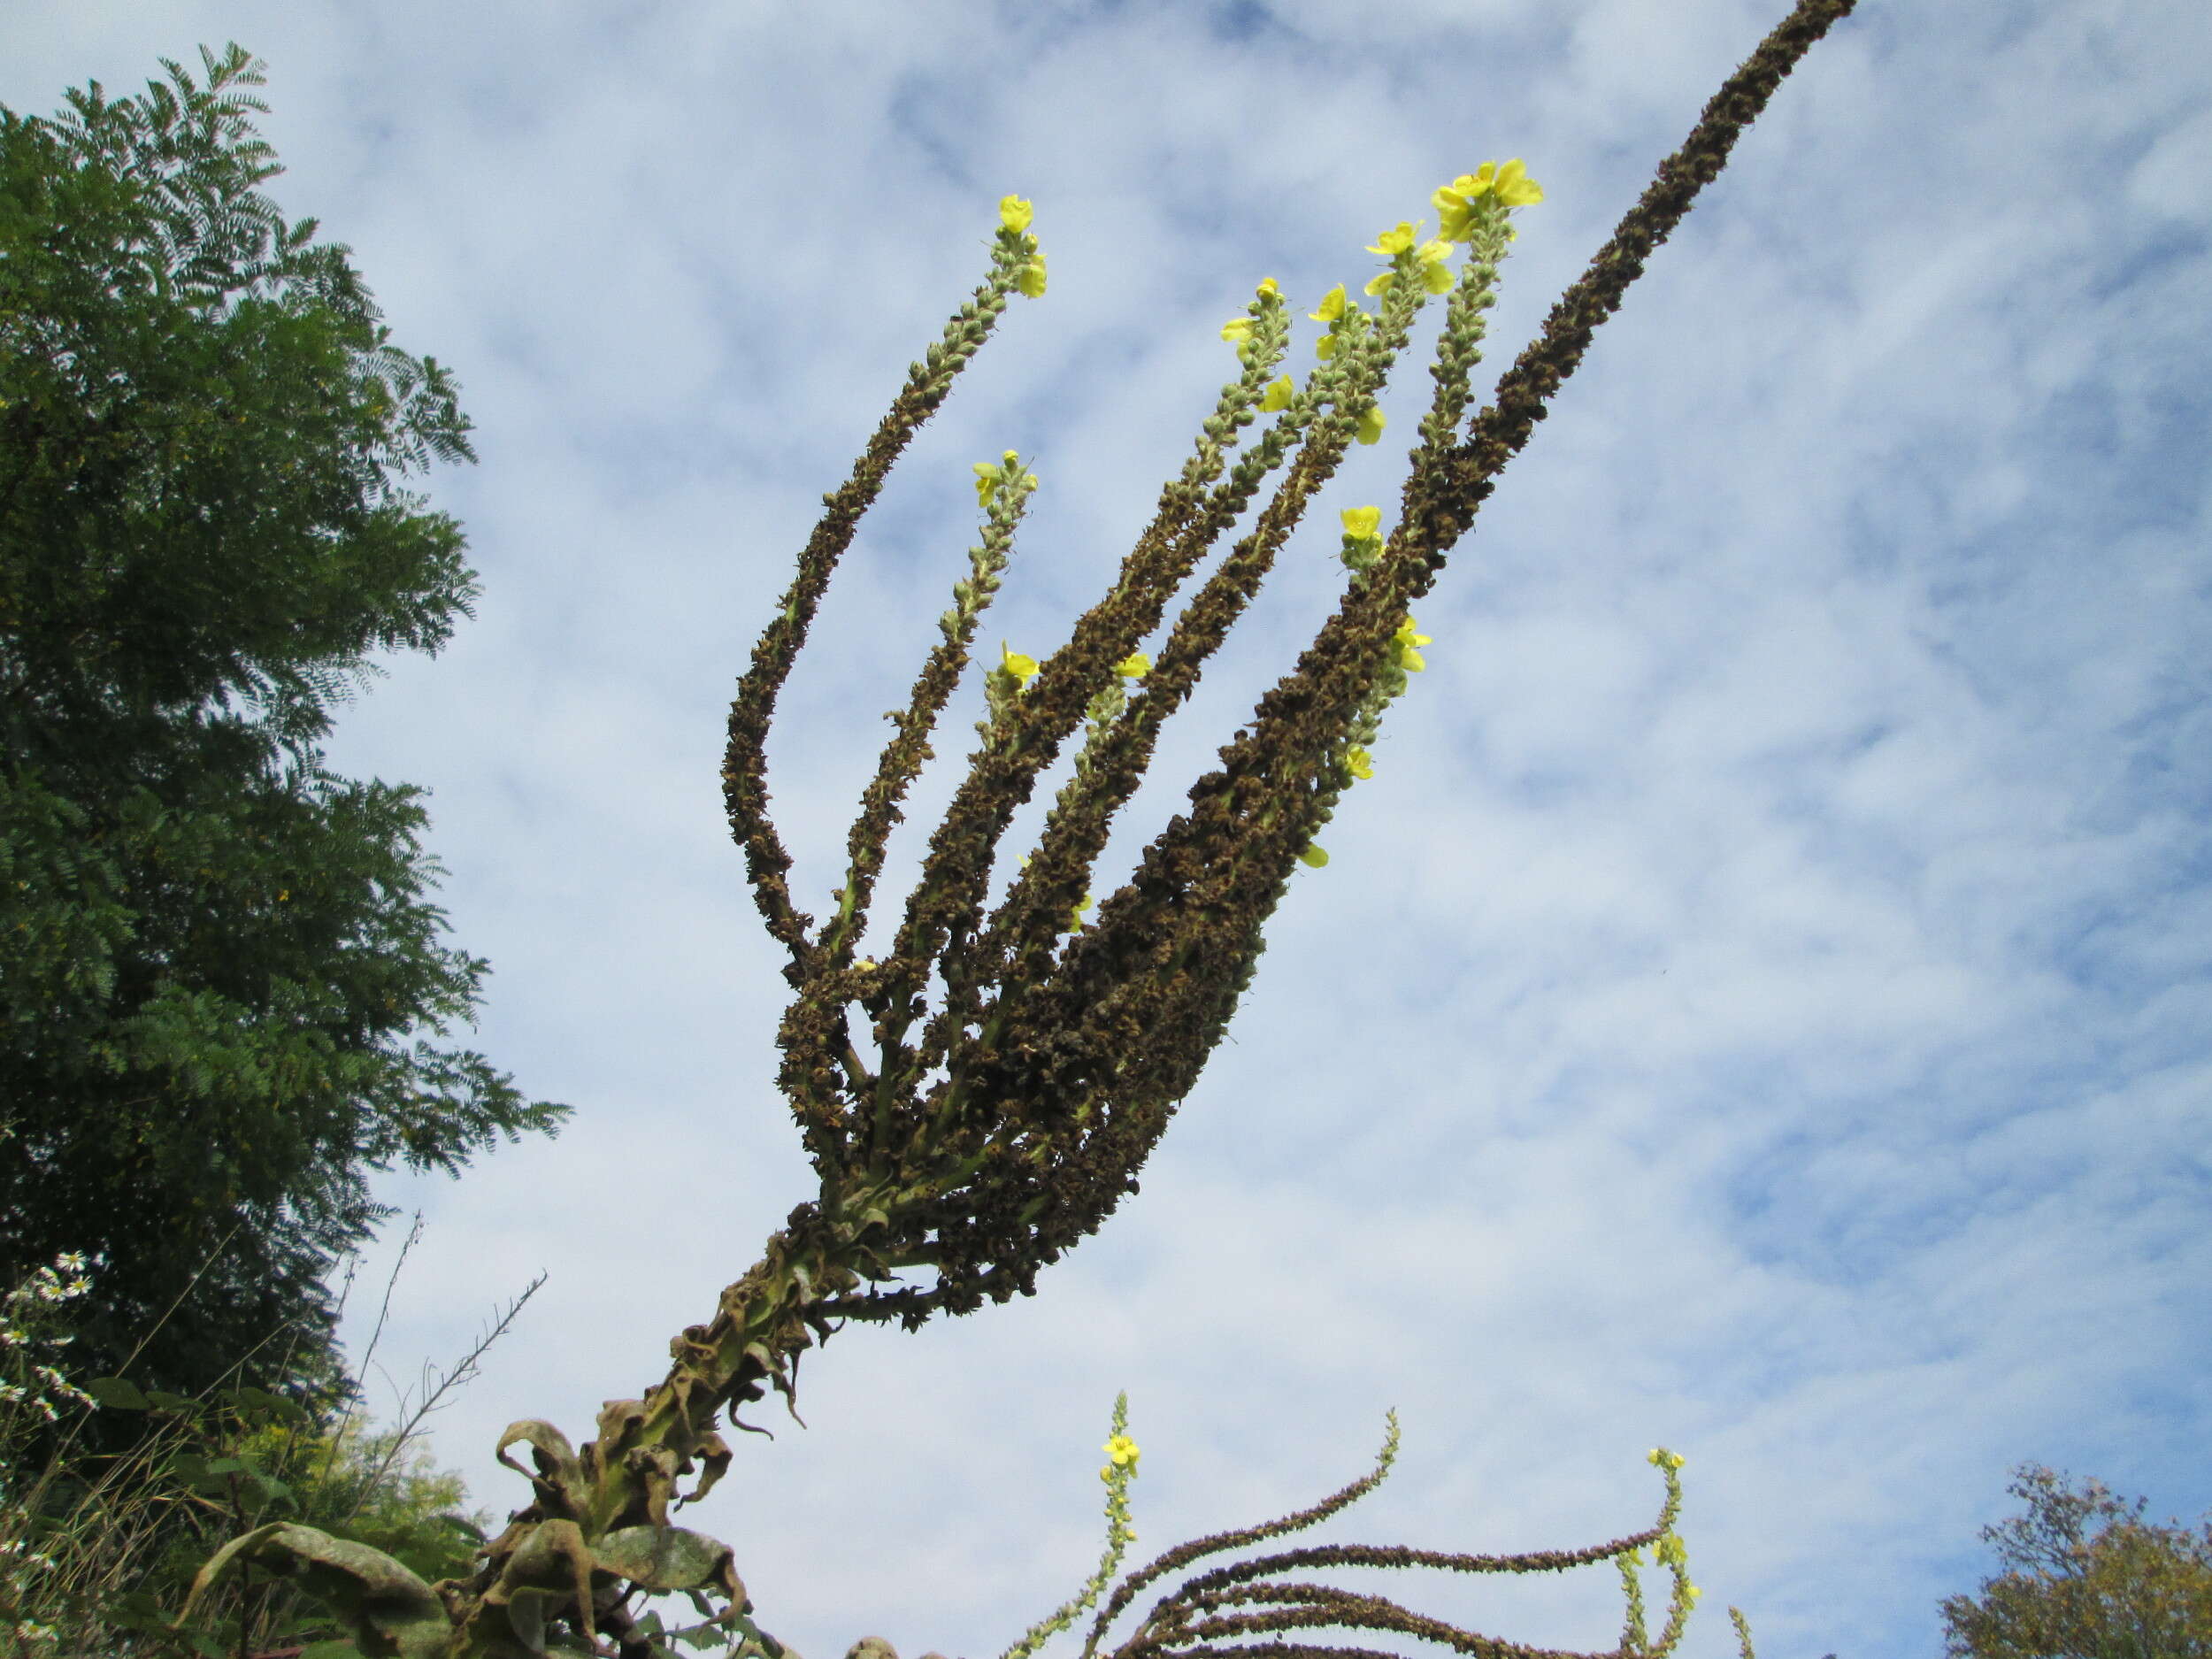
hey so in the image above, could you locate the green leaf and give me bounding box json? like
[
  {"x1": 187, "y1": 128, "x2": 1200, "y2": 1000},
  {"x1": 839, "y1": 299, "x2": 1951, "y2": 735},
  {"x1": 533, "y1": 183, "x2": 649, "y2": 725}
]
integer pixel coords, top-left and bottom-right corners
[
  {"x1": 82, "y1": 1375, "x2": 150, "y2": 1409},
  {"x1": 182, "y1": 1522, "x2": 451, "y2": 1659},
  {"x1": 234, "y1": 1383, "x2": 307, "y2": 1422},
  {"x1": 170, "y1": 1452, "x2": 215, "y2": 1487},
  {"x1": 591, "y1": 1525, "x2": 745, "y2": 1599},
  {"x1": 105, "y1": 1589, "x2": 172, "y2": 1632}
]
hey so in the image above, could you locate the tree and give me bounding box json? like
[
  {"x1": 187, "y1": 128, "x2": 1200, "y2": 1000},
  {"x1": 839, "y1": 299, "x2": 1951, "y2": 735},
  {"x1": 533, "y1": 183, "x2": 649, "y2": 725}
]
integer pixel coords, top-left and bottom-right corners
[
  {"x1": 0, "y1": 43, "x2": 570, "y2": 1440},
  {"x1": 173, "y1": 4, "x2": 1860, "y2": 1656},
  {"x1": 1941, "y1": 1464, "x2": 2212, "y2": 1659}
]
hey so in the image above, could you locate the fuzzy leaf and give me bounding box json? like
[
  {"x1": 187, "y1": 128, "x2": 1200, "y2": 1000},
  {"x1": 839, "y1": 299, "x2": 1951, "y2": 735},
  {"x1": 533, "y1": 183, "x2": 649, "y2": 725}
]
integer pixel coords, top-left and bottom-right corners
[
  {"x1": 593, "y1": 1525, "x2": 744, "y2": 1600},
  {"x1": 182, "y1": 1522, "x2": 451, "y2": 1659}
]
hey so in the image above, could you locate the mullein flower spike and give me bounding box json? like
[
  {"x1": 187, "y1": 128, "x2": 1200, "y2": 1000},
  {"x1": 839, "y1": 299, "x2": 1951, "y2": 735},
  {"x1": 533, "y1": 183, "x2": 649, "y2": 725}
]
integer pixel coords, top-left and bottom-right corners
[{"x1": 242, "y1": 12, "x2": 1856, "y2": 1655}]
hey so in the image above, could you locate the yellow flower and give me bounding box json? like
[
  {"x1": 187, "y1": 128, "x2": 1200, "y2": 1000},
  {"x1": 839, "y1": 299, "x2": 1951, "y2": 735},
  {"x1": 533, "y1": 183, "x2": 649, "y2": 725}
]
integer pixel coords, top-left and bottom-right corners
[
  {"x1": 1363, "y1": 270, "x2": 1395, "y2": 297},
  {"x1": 1340, "y1": 505, "x2": 1381, "y2": 540},
  {"x1": 1356, "y1": 403, "x2": 1387, "y2": 446},
  {"x1": 1365, "y1": 220, "x2": 1418, "y2": 257},
  {"x1": 1417, "y1": 239, "x2": 1457, "y2": 294},
  {"x1": 1259, "y1": 375, "x2": 1294, "y2": 412},
  {"x1": 1344, "y1": 746, "x2": 1374, "y2": 780},
  {"x1": 1309, "y1": 284, "x2": 1347, "y2": 323},
  {"x1": 1017, "y1": 255, "x2": 1048, "y2": 297},
  {"x1": 1104, "y1": 1433, "x2": 1141, "y2": 1468},
  {"x1": 1256, "y1": 277, "x2": 1280, "y2": 299},
  {"x1": 972, "y1": 449, "x2": 1036, "y2": 506},
  {"x1": 1298, "y1": 843, "x2": 1329, "y2": 867},
  {"x1": 999, "y1": 195, "x2": 1035, "y2": 234},
  {"x1": 1002, "y1": 641, "x2": 1040, "y2": 685},
  {"x1": 1686, "y1": 1583, "x2": 1702, "y2": 1602},
  {"x1": 1436, "y1": 159, "x2": 1545, "y2": 240},
  {"x1": 1392, "y1": 617, "x2": 1430, "y2": 672},
  {"x1": 1488, "y1": 157, "x2": 1543, "y2": 205},
  {"x1": 1114, "y1": 651, "x2": 1151, "y2": 679},
  {"x1": 1667, "y1": 1451, "x2": 1686, "y2": 1470},
  {"x1": 1221, "y1": 317, "x2": 1256, "y2": 343}
]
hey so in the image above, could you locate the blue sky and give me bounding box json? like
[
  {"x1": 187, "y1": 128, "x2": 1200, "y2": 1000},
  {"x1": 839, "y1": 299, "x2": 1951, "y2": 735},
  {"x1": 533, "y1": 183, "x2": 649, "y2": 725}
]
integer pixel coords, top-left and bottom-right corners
[{"x1": 8, "y1": 3, "x2": 2211, "y2": 1656}]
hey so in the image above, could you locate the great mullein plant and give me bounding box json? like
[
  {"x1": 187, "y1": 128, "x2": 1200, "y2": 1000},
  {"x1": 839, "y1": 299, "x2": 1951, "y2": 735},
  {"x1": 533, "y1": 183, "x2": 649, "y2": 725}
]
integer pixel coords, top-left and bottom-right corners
[{"x1": 178, "y1": 4, "x2": 1854, "y2": 1655}]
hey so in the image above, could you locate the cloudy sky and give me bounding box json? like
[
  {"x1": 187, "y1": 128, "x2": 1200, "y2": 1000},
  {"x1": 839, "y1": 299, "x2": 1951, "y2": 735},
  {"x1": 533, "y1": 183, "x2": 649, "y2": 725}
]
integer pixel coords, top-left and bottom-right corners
[{"x1": 9, "y1": 2, "x2": 2211, "y2": 1655}]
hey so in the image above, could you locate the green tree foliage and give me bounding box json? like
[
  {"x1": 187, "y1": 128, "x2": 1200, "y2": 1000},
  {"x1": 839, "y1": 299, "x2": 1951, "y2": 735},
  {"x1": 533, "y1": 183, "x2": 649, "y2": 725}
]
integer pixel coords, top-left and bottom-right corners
[
  {"x1": 1940, "y1": 1463, "x2": 2212, "y2": 1658},
  {"x1": 0, "y1": 43, "x2": 570, "y2": 1439}
]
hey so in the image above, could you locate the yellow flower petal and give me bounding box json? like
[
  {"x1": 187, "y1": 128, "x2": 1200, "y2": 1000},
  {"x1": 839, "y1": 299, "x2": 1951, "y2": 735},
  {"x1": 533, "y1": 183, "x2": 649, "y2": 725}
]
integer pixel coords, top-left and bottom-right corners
[
  {"x1": 1221, "y1": 317, "x2": 1256, "y2": 343},
  {"x1": 1340, "y1": 505, "x2": 1381, "y2": 539},
  {"x1": 1345, "y1": 746, "x2": 1374, "y2": 780},
  {"x1": 1017, "y1": 256, "x2": 1047, "y2": 297},
  {"x1": 1356, "y1": 403, "x2": 1387, "y2": 445},
  {"x1": 999, "y1": 195, "x2": 1034, "y2": 234},
  {"x1": 1365, "y1": 220, "x2": 1417, "y2": 257},
  {"x1": 1259, "y1": 375, "x2": 1294, "y2": 412},
  {"x1": 1256, "y1": 277, "x2": 1280, "y2": 299},
  {"x1": 1114, "y1": 652, "x2": 1151, "y2": 679},
  {"x1": 1298, "y1": 843, "x2": 1329, "y2": 868},
  {"x1": 1002, "y1": 641, "x2": 1040, "y2": 684},
  {"x1": 1363, "y1": 270, "x2": 1395, "y2": 296},
  {"x1": 1493, "y1": 157, "x2": 1544, "y2": 205},
  {"x1": 1309, "y1": 284, "x2": 1347, "y2": 322},
  {"x1": 1423, "y1": 259, "x2": 1457, "y2": 295}
]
